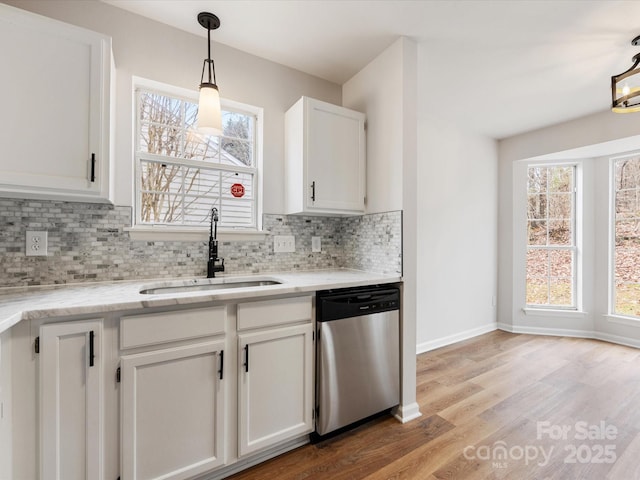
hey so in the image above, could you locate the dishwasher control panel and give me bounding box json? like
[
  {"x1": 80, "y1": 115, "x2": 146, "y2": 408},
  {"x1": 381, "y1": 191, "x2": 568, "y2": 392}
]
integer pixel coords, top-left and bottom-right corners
[{"x1": 317, "y1": 285, "x2": 400, "y2": 321}]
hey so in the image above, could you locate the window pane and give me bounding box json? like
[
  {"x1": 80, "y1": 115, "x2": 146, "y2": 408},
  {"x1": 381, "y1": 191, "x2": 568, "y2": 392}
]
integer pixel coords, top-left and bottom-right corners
[
  {"x1": 139, "y1": 92, "x2": 182, "y2": 124},
  {"x1": 527, "y1": 194, "x2": 547, "y2": 220},
  {"x1": 184, "y1": 131, "x2": 220, "y2": 162},
  {"x1": 549, "y1": 219, "x2": 571, "y2": 246},
  {"x1": 221, "y1": 138, "x2": 253, "y2": 166},
  {"x1": 528, "y1": 220, "x2": 547, "y2": 245},
  {"x1": 613, "y1": 156, "x2": 640, "y2": 317},
  {"x1": 221, "y1": 172, "x2": 253, "y2": 199},
  {"x1": 526, "y1": 278, "x2": 548, "y2": 305},
  {"x1": 548, "y1": 193, "x2": 571, "y2": 220},
  {"x1": 548, "y1": 166, "x2": 573, "y2": 192},
  {"x1": 616, "y1": 189, "x2": 638, "y2": 219},
  {"x1": 139, "y1": 123, "x2": 183, "y2": 157},
  {"x1": 549, "y1": 277, "x2": 572, "y2": 305},
  {"x1": 527, "y1": 167, "x2": 547, "y2": 193},
  {"x1": 549, "y1": 250, "x2": 572, "y2": 277},
  {"x1": 222, "y1": 111, "x2": 253, "y2": 140},
  {"x1": 527, "y1": 249, "x2": 548, "y2": 277}
]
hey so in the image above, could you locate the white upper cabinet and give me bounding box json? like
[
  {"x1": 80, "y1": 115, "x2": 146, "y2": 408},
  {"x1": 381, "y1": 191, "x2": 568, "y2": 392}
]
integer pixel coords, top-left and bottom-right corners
[
  {"x1": 0, "y1": 4, "x2": 113, "y2": 203},
  {"x1": 285, "y1": 97, "x2": 366, "y2": 215}
]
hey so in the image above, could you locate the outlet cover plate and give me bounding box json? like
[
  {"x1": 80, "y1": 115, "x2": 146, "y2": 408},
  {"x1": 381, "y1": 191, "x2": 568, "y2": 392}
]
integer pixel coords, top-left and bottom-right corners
[
  {"x1": 26, "y1": 230, "x2": 48, "y2": 256},
  {"x1": 274, "y1": 235, "x2": 295, "y2": 253},
  {"x1": 312, "y1": 236, "x2": 322, "y2": 253}
]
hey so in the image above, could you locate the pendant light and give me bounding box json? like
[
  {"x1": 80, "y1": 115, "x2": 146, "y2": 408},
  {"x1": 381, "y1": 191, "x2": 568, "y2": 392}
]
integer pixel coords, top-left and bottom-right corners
[
  {"x1": 197, "y1": 12, "x2": 223, "y2": 135},
  {"x1": 611, "y1": 35, "x2": 640, "y2": 113}
]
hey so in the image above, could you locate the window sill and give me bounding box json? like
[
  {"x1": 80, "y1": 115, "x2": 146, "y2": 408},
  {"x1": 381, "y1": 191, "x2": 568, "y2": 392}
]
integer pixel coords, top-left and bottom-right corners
[
  {"x1": 605, "y1": 314, "x2": 640, "y2": 328},
  {"x1": 522, "y1": 307, "x2": 588, "y2": 318},
  {"x1": 125, "y1": 226, "x2": 270, "y2": 242}
]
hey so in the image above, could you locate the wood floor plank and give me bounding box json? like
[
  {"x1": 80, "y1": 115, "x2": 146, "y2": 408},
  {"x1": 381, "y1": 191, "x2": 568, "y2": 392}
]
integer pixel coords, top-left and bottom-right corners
[{"x1": 227, "y1": 332, "x2": 640, "y2": 480}]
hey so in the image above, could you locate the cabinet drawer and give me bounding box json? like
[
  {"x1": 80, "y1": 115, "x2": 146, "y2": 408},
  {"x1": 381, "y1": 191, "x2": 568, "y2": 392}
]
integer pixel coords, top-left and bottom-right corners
[
  {"x1": 120, "y1": 306, "x2": 226, "y2": 349},
  {"x1": 237, "y1": 296, "x2": 312, "y2": 331}
]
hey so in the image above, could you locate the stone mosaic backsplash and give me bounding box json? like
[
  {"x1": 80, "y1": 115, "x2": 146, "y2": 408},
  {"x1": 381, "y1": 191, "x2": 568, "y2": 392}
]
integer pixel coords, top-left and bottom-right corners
[{"x1": 0, "y1": 198, "x2": 402, "y2": 287}]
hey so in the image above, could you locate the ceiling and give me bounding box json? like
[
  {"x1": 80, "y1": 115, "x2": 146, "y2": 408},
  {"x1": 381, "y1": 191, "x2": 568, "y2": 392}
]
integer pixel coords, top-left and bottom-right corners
[{"x1": 102, "y1": 0, "x2": 640, "y2": 139}]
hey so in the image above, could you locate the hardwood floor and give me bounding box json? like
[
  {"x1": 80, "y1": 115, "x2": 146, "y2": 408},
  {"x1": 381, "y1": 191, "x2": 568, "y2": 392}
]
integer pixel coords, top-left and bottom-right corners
[{"x1": 228, "y1": 331, "x2": 640, "y2": 479}]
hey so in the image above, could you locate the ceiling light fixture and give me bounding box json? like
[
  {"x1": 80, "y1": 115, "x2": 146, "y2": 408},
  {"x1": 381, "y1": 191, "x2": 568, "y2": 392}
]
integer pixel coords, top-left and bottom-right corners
[
  {"x1": 197, "y1": 12, "x2": 222, "y2": 135},
  {"x1": 612, "y1": 35, "x2": 640, "y2": 113}
]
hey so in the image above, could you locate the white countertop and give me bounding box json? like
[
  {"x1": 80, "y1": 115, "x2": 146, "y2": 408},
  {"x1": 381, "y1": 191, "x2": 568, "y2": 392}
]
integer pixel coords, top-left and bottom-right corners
[{"x1": 0, "y1": 269, "x2": 401, "y2": 334}]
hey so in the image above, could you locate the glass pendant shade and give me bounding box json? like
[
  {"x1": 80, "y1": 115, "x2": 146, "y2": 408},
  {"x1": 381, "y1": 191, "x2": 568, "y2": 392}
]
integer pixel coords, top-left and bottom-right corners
[
  {"x1": 198, "y1": 82, "x2": 222, "y2": 136},
  {"x1": 196, "y1": 12, "x2": 223, "y2": 135}
]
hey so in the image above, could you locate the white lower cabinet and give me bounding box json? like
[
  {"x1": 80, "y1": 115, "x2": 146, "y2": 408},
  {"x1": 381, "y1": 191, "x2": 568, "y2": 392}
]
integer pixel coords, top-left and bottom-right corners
[
  {"x1": 238, "y1": 323, "x2": 314, "y2": 457},
  {"x1": 120, "y1": 340, "x2": 226, "y2": 480},
  {"x1": 39, "y1": 319, "x2": 104, "y2": 480},
  {"x1": 7, "y1": 294, "x2": 317, "y2": 480}
]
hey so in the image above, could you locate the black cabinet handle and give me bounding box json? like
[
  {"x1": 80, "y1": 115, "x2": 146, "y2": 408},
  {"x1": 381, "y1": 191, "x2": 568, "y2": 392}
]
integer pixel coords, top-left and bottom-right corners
[
  {"x1": 218, "y1": 350, "x2": 224, "y2": 380},
  {"x1": 311, "y1": 181, "x2": 316, "y2": 202},
  {"x1": 90, "y1": 153, "x2": 96, "y2": 183},
  {"x1": 89, "y1": 330, "x2": 95, "y2": 367},
  {"x1": 243, "y1": 344, "x2": 249, "y2": 373}
]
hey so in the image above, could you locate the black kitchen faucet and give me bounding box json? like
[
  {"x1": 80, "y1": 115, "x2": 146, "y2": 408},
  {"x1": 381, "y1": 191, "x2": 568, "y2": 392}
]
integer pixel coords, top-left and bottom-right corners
[{"x1": 207, "y1": 207, "x2": 225, "y2": 278}]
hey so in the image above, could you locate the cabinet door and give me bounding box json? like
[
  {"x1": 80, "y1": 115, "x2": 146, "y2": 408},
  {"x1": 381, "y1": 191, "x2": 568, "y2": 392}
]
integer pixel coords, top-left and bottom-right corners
[
  {"x1": 0, "y1": 4, "x2": 112, "y2": 202},
  {"x1": 40, "y1": 319, "x2": 103, "y2": 480},
  {"x1": 121, "y1": 340, "x2": 226, "y2": 480},
  {"x1": 306, "y1": 99, "x2": 365, "y2": 213},
  {"x1": 238, "y1": 323, "x2": 314, "y2": 456}
]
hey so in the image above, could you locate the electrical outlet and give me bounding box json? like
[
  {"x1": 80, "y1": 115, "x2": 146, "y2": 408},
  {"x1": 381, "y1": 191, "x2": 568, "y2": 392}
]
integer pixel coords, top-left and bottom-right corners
[
  {"x1": 312, "y1": 236, "x2": 322, "y2": 253},
  {"x1": 26, "y1": 230, "x2": 48, "y2": 256},
  {"x1": 273, "y1": 235, "x2": 295, "y2": 253}
]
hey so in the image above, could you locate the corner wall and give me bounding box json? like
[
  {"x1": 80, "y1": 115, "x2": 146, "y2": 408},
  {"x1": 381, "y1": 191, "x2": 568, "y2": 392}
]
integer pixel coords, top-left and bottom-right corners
[
  {"x1": 415, "y1": 45, "x2": 499, "y2": 353},
  {"x1": 343, "y1": 37, "x2": 420, "y2": 422}
]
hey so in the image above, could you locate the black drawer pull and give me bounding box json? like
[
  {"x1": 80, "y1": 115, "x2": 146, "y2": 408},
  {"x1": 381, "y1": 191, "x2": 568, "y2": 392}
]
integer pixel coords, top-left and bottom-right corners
[
  {"x1": 90, "y1": 153, "x2": 96, "y2": 182},
  {"x1": 89, "y1": 330, "x2": 95, "y2": 367}
]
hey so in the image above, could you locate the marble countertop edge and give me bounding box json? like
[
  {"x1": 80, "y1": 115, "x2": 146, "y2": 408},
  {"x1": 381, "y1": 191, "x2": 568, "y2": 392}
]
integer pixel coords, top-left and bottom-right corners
[{"x1": 0, "y1": 269, "x2": 402, "y2": 335}]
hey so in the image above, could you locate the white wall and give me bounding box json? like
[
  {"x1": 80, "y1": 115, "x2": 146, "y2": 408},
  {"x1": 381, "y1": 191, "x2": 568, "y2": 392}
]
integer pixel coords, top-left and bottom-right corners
[
  {"x1": 343, "y1": 39, "x2": 403, "y2": 213},
  {"x1": 343, "y1": 37, "x2": 420, "y2": 422},
  {"x1": 6, "y1": 0, "x2": 341, "y2": 214},
  {"x1": 416, "y1": 110, "x2": 498, "y2": 352},
  {"x1": 498, "y1": 109, "x2": 640, "y2": 345}
]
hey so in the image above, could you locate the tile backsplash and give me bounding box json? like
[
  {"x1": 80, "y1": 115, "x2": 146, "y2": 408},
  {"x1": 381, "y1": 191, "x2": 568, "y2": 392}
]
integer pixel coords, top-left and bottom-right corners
[{"x1": 0, "y1": 198, "x2": 402, "y2": 287}]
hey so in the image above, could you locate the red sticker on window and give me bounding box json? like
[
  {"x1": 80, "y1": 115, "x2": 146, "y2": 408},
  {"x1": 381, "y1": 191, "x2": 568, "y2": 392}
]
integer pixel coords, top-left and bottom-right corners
[{"x1": 231, "y1": 183, "x2": 245, "y2": 198}]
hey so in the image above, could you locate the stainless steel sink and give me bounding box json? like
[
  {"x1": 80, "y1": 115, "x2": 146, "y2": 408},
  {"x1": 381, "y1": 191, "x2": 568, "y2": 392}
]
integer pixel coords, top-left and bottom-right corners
[{"x1": 139, "y1": 279, "x2": 281, "y2": 295}]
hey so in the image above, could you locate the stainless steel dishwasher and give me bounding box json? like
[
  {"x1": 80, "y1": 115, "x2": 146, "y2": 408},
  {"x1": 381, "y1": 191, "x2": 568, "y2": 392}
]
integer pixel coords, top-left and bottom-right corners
[{"x1": 315, "y1": 285, "x2": 400, "y2": 436}]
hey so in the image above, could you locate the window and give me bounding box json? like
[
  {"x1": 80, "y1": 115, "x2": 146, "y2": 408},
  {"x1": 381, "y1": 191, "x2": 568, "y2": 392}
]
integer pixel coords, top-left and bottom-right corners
[
  {"x1": 612, "y1": 155, "x2": 640, "y2": 318},
  {"x1": 526, "y1": 165, "x2": 577, "y2": 308},
  {"x1": 134, "y1": 85, "x2": 260, "y2": 230}
]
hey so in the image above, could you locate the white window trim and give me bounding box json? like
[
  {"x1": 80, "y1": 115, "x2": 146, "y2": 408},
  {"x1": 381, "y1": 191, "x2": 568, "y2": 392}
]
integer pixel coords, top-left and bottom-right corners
[
  {"x1": 524, "y1": 161, "x2": 582, "y2": 312},
  {"x1": 522, "y1": 307, "x2": 588, "y2": 318},
  {"x1": 128, "y1": 76, "x2": 265, "y2": 241}
]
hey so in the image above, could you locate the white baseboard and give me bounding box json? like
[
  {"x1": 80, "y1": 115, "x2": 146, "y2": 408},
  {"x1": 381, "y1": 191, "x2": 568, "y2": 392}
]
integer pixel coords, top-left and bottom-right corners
[
  {"x1": 496, "y1": 323, "x2": 640, "y2": 349},
  {"x1": 593, "y1": 331, "x2": 640, "y2": 349},
  {"x1": 416, "y1": 322, "x2": 498, "y2": 354},
  {"x1": 392, "y1": 402, "x2": 422, "y2": 424},
  {"x1": 497, "y1": 323, "x2": 593, "y2": 338}
]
